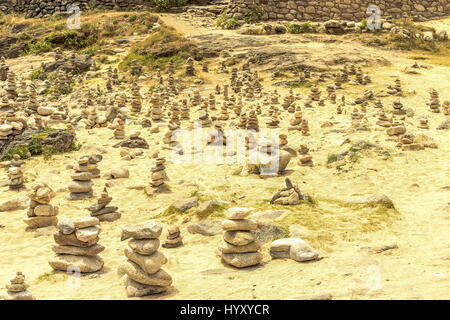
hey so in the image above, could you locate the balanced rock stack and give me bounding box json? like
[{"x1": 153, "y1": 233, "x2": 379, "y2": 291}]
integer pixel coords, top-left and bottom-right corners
[
  {"x1": 428, "y1": 89, "x2": 440, "y2": 113},
  {"x1": 270, "y1": 178, "x2": 307, "y2": 205},
  {"x1": 88, "y1": 187, "x2": 121, "y2": 222},
  {"x1": 119, "y1": 221, "x2": 172, "y2": 297},
  {"x1": 219, "y1": 208, "x2": 262, "y2": 268},
  {"x1": 113, "y1": 119, "x2": 126, "y2": 139},
  {"x1": 49, "y1": 217, "x2": 104, "y2": 273},
  {"x1": 68, "y1": 157, "x2": 94, "y2": 200},
  {"x1": 145, "y1": 157, "x2": 169, "y2": 195},
  {"x1": 87, "y1": 154, "x2": 102, "y2": 178},
  {"x1": 24, "y1": 183, "x2": 58, "y2": 230},
  {"x1": 162, "y1": 225, "x2": 183, "y2": 248},
  {"x1": 2, "y1": 272, "x2": 34, "y2": 300},
  {"x1": 8, "y1": 165, "x2": 24, "y2": 190},
  {"x1": 186, "y1": 57, "x2": 195, "y2": 76}
]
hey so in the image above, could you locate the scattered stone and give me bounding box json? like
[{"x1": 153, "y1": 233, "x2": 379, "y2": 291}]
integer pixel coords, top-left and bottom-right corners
[{"x1": 270, "y1": 238, "x2": 319, "y2": 262}]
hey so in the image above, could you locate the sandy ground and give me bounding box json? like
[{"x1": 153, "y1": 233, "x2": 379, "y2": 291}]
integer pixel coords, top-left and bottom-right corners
[{"x1": 0, "y1": 13, "x2": 449, "y2": 300}]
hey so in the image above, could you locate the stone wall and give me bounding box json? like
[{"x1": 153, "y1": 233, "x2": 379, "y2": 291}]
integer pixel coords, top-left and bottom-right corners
[
  {"x1": 0, "y1": 0, "x2": 212, "y2": 17},
  {"x1": 228, "y1": 0, "x2": 450, "y2": 22}
]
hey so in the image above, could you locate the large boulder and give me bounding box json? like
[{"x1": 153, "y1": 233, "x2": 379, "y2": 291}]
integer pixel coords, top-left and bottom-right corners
[
  {"x1": 346, "y1": 194, "x2": 395, "y2": 208},
  {"x1": 187, "y1": 220, "x2": 222, "y2": 236},
  {"x1": 0, "y1": 196, "x2": 29, "y2": 212},
  {"x1": 0, "y1": 128, "x2": 75, "y2": 160},
  {"x1": 247, "y1": 150, "x2": 291, "y2": 176},
  {"x1": 171, "y1": 197, "x2": 198, "y2": 212}
]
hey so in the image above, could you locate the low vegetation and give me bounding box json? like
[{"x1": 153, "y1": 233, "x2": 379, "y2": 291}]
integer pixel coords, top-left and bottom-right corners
[
  {"x1": 217, "y1": 10, "x2": 240, "y2": 30},
  {"x1": 1, "y1": 12, "x2": 160, "y2": 56},
  {"x1": 119, "y1": 25, "x2": 201, "y2": 72},
  {"x1": 286, "y1": 22, "x2": 317, "y2": 34}
]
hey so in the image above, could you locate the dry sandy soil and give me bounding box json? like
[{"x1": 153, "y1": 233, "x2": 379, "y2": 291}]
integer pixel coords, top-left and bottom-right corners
[{"x1": 0, "y1": 13, "x2": 449, "y2": 300}]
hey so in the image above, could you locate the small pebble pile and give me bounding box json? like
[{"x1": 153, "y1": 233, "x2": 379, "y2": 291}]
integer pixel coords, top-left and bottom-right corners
[
  {"x1": 88, "y1": 187, "x2": 121, "y2": 222},
  {"x1": 162, "y1": 225, "x2": 183, "y2": 248},
  {"x1": 2, "y1": 272, "x2": 34, "y2": 300}
]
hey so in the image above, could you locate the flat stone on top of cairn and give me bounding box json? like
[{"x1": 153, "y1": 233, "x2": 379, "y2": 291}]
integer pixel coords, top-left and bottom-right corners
[
  {"x1": 219, "y1": 208, "x2": 262, "y2": 268},
  {"x1": 49, "y1": 216, "x2": 104, "y2": 273},
  {"x1": 119, "y1": 221, "x2": 172, "y2": 297},
  {"x1": 3, "y1": 272, "x2": 35, "y2": 300},
  {"x1": 24, "y1": 182, "x2": 58, "y2": 230},
  {"x1": 67, "y1": 156, "x2": 94, "y2": 200}
]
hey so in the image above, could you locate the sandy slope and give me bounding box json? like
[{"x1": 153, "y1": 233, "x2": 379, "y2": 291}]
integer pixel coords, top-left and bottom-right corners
[{"x1": 0, "y1": 14, "x2": 449, "y2": 300}]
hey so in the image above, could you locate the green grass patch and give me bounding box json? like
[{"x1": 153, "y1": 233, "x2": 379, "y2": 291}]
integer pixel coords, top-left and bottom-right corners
[
  {"x1": 327, "y1": 154, "x2": 338, "y2": 165},
  {"x1": 286, "y1": 22, "x2": 317, "y2": 34},
  {"x1": 285, "y1": 80, "x2": 314, "y2": 88},
  {"x1": 119, "y1": 25, "x2": 201, "y2": 72},
  {"x1": 30, "y1": 68, "x2": 46, "y2": 81},
  {"x1": 217, "y1": 10, "x2": 240, "y2": 30}
]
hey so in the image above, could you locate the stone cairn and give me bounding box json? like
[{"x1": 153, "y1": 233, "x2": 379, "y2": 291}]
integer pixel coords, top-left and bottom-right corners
[
  {"x1": 298, "y1": 144, "x2": 313, "y2": 167},
  {"x1": 387, "y1": 79, "x2": 402, "y2": 96},
  {"x1": 301, "y1": 119, "x2": 310, "y2": 136},
  {"x1": 185, "y1": 57, "x2": 195, "y2": 76},
  {"x1": 428, "y1": 89, "x2": 440, "y2": 113},
  {"x1": 162, "y1": 225, "x2": 183, "y2": 248},
  {"x1": 5, "y1": 71, "x2": 17, "y2": 100},
  {"x1": 130, "y1": 83, "x2": 142, "y2": 114},
  {"x1": 87, "y1": 154, "x2": 102, "y2": 178},
  {"x1": 270, "y1": 178, "x2": 307, "y2": 205},
  {"x1": 24, "y1": 183, "x2": 58, "y2": 230},
  {"x1": 119, "y1": 221, "x2": 172, "y2": 297},
  {"x1": 443, "y1": 101, "x2": 450, "y2": 116},
  {"x1": 68, "y1": 156, "x2": 94, "y2": 200},
  {"x1": 2, "y1": 272, "x2": 34, "y2": 300},
  {"x1": 145, "y1": 157, "x2": 169, "y2": 195},
  {"x1": 88, "y1": 187, "x2": 121, "y2": 222},
  {"x1": 7, "y1": 165, "x2": 24, "y2": 190},
  {"x1": 113, "y1": 118, "x2": 126, "y2": 139},
  {"x1": 49, "y1": 217, "x2": 104, "y2": 273},
  {"x1": 219, "y1": 207, "x2": 262, "y2": 268},
  {"x1": 418, "y1": 118, "x2": 429, "y2": 129},
  {"x1": 392, "y1": 99, "x2": 406, "y2": 117},
  {"x1": 0, "y1": 57, "x2": 8, "y2": 81}
]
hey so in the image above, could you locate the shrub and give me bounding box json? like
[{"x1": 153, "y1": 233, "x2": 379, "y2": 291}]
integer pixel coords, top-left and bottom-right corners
[
  {"x1": 286, "y1": 22, "x2": 316, "y2": 34},
  {"x1": 30, "y1": 68, "x2": 45, "y2": 81},
  {"x1": 119, "y1": 25, "x2": 201, "y2": 72},
  {"x1": 217, "y1": 10, "x2": 240, "y2": 30},
  {"x1": 152, "y1": 0, "x2": 187, "y2": 11}
]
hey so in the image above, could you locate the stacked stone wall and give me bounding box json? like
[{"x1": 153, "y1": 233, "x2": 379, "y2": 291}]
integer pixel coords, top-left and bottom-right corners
[{"x1": 228, "y1": 0, "x2": 450, "y2": 22}]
